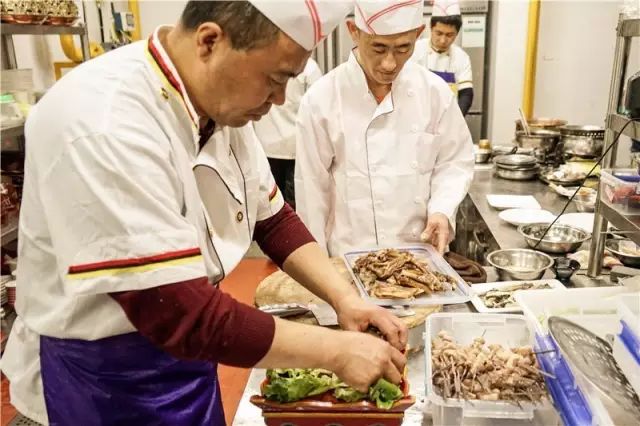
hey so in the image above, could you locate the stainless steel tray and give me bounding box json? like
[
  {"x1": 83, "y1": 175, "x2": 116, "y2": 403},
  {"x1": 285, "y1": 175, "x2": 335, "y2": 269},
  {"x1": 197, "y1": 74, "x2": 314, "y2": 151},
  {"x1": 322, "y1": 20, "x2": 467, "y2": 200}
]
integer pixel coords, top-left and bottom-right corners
[{"x1": 343, "y1": 245, "x2": 472, "y2": 307}]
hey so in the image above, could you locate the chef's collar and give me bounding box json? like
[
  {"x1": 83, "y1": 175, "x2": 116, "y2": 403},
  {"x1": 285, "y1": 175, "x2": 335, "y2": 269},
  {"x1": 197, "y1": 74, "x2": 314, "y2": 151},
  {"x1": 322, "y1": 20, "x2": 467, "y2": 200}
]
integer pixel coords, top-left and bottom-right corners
[{"x1": 147, "y1": 26, "x2": 201, "y2": 133}]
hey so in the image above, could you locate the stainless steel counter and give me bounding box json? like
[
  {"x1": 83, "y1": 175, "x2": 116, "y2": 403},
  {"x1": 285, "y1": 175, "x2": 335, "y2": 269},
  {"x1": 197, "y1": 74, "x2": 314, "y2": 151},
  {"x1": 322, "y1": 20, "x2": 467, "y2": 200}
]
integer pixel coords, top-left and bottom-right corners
[
  {"x1": 467, "y1": 169, "x2": 578, "y2": 251},
  {"x1": 233, "y1": 170, "x2": 612, "y2": 425}
]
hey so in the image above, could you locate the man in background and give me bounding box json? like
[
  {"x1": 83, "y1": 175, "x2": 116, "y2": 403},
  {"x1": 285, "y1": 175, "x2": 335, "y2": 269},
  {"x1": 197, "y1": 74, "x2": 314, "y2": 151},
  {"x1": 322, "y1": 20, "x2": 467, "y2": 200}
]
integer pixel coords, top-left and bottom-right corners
[
  {"x1": 254, "y1": 58, "x2": 322, "y2": 209},
  {"x1": 412, "y1": 0, "x2": 474, "y2": 116}
]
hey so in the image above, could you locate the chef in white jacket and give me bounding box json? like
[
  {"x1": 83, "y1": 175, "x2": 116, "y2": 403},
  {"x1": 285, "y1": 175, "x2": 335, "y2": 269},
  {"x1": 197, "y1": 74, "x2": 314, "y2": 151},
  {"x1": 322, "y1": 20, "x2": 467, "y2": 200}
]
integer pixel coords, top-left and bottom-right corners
[
  {"x1": 295, "y1": 0, "x2": 474, "y2": 257},
  {"x1": 253, "y1": 58, "x2": 322, "y2": 208},
  {"x1": 411, "y1": 0, "x2": 474, "y2": 116}
]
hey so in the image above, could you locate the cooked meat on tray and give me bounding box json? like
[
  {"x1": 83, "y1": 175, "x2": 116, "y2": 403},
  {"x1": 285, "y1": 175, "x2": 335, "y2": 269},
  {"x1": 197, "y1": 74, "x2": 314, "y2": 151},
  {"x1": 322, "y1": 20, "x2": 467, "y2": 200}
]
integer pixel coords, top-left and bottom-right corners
[{"x1": 352, "y1": 249, "x2": 456, "y2": 299}]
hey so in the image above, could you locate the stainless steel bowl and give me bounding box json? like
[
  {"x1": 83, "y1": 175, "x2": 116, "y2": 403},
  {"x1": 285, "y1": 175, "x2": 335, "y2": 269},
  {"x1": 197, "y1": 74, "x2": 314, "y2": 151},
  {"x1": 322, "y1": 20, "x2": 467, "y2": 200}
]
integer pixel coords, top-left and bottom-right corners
[
  {"x1": 560, "y1": 125, "x2": 605, "y2": 158},
  {"x1": 605, "y1": 239, "x2": 640, "y2": 267},
  {"x1": 487, "y1": 249, "x2": 554, "y2": 281},
  {"x1": 518, "y1": 223, "x2": 591, "y2": 254},
  {"x1": 515, "y1": 129, "x2": 561, "y2": 150},
  {"x1": 494, "y1": 164, "x2": 539, "y2": 180},
  {"x1": 562, "y1": 135, "x2": 604, "y2": 158},
  {"x1": 516, "y1": 118, "x2": 567, "y2": 131},
  {"x1": 494, "y1": 154, "x2": 538, "y2": 167}
]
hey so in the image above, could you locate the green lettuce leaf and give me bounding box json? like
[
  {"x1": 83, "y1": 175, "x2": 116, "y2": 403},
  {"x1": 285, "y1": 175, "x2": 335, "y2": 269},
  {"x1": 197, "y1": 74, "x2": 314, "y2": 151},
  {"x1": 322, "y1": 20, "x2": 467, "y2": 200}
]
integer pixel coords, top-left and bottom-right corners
[
  {"x1": 263, "y1": 369, "x2": 404, "y2": 409},
  {"x1": 368, "y1": 378, "x2": 404, "y2": 409},
  {"x1": 334, "y1": 386, "x2": 367, "y2": 402}
]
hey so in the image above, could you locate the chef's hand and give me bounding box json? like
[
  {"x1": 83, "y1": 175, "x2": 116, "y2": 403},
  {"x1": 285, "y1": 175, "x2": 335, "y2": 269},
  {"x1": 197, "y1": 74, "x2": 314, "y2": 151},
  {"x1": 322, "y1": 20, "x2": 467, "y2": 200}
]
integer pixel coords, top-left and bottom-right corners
[
  {"x1": 332, "y1": 330, "x2": 406, "y2": 392},
  {"x1": 335, "y1": 294, "x2": 408, "y2": 351},
  {"x1": 421, "y1": 213, "x2": 451, "y2": 254}
]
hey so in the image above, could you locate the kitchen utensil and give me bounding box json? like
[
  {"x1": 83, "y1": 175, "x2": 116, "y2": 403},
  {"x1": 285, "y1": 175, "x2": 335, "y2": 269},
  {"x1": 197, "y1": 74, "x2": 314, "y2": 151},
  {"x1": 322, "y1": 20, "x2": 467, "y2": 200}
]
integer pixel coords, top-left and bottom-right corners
[
  {"x1": 560, "y1": 125, "x2": 605, "y2": 159},
  {"x1": 552, "y1": 257, "x2": 581, "y2": 284},
  {"x1": 494, "y1": 165, "x2": 539, "y2": 181},
  {"x1": 514, "y1": 129, "x2": 562, "y2": 165},
  {"x1": 515, "y1": 117, "x2": 568, "y2": 131},
  {"x1": 486, "y1": 249, "x2": 554, "y2": 281},
  {"x1": 518, "y1": 108, "x2": 531, "y2": 136},
  {"x1": 498, "y1": 208, "x2": 555, "y2": 226},
  {"x1": 343, "y1": 245, "x2": 471, "y2": 307},
  {"x1": 494, "y1": 153, "x2": 537, "y2": 167},
  {"x1": 605, "y1": 239, "x2": 640, "y2": 267},
  {"x1": 518, "y1": 223, "x2": 591, "y2": 254},
  {"x1": 486, "y1": 194, "x2": 541, "y2": 210},
  {"x1": 548, "y1": 317, "x2": 640, "y2": 423},
  {"x1": 259, "y1": 303, "x2": 311, "y2": 318}
]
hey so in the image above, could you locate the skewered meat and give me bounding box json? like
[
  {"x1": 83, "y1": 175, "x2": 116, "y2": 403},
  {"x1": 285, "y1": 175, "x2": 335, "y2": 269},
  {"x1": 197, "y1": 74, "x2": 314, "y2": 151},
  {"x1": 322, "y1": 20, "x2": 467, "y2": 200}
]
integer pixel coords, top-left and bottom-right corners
[
  {"x1": 431, "y1": 331, "x2": 547, "y2": 404},
  {"x1": 353, "y1": 249, "x2": 455, "y2": 299}
]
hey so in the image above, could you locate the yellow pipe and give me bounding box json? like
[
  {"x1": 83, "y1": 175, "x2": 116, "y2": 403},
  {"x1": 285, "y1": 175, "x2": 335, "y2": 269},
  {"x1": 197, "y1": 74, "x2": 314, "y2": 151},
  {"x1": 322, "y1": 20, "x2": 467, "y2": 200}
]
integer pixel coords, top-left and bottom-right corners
[
  {"x1": 522, "y1": 0, "x2": 541, "y2": 119},
  {"x1": 59, "y1": 35, "x2": 104, "y2": 63},
  {"x1": 128, "y1": 0, "x2": 142, "y2": 41}
]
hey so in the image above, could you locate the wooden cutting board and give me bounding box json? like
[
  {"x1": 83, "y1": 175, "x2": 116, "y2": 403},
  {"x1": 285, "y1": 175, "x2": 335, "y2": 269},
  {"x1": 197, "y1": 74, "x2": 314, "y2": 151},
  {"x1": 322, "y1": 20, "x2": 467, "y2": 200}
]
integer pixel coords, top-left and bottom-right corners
[{"x1": 254, "y1": 258, "x2": 441, "y2": 328}]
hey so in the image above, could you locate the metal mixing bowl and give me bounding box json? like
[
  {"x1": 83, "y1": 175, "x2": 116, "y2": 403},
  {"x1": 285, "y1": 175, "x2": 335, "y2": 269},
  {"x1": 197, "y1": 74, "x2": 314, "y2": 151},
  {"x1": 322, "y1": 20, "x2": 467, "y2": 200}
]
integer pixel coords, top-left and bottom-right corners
[
  {"x1": 605, "y1": 239, "x2": 640, "y2": 267},
  {"x1": 518, "y1": 223, "x2": 591, "y2": 254},
  {"x1": 494, "y1": 164, "x2": 539, "y2": 180},
  {"x1": 487, "y1": 249, "x2": 554, "y2": 281}
]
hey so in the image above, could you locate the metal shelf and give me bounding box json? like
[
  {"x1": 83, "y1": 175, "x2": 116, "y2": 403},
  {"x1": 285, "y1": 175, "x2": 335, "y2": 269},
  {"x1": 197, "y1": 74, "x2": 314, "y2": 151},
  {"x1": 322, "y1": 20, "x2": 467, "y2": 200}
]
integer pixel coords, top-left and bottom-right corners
[
  {"x1": 619, "y1": 18, "x2": 640, "y2": 37},
  {"x1": 1, "y1": 223, "x2": 19, "y2": 245},
  {"x1": 608, "y1": 114, "x2": 640, "y2": 139},
  {"x1": 599, "y1": 202, "x2": 640, "y2": 246},
  {"x1": 1, "y1": 123, "x2": 25, "y2": 139},
  {"x1": 0, "y1": 22, "x2": 86, "y2": 36}
]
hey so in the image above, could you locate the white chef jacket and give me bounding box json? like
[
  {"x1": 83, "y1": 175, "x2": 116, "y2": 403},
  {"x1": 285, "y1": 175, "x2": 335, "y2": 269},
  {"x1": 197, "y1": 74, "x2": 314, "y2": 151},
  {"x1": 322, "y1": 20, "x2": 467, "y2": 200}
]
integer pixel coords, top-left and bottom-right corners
[
  {"x1": 253, "y1": 58, "x2": 322, "y2": 159},
  {"x1": 411, "y1": 38, "x2": 473, "y2": 91},
  {"x1": 295, "y1": 51, "x2": 474, "y2": 257},
  {"x1": 0, "y1": 26, "x2": 284, "y2": 424}
]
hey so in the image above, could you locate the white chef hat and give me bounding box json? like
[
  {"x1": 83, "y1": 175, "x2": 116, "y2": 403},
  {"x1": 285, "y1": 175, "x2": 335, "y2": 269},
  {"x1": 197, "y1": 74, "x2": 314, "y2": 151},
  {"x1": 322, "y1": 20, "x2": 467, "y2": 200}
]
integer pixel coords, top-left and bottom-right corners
[
  {"x1": 432, "y1": 0, "x2": 461, "y2": 17},
  {"x1": 249, "y1": 0, "x2": 353, "y2": 51},
  {"x1": 354, "y1": 0, "x2": 424, "y2": 35}
]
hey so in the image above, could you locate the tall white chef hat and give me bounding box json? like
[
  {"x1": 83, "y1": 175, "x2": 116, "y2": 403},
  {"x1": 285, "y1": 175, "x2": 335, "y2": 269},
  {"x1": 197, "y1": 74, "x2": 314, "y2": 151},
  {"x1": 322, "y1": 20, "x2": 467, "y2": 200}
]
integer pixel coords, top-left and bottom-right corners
[
  {"x1": 249, "y1": 0, "x2": 353, "y2": 51},
  {"x1": 354, "y1": 0, "x2": 424, "y2": 35},
  {"x1": 432, "y1": 0, "x2": 461, "y2": 17}
]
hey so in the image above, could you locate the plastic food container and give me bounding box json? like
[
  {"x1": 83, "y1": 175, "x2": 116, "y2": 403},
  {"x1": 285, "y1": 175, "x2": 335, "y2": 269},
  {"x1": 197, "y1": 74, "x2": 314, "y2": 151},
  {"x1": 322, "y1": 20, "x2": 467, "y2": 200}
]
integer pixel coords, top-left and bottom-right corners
[
  {"x1": 600, "y1": 169, "x2": 640, "y2": 215},
  {"x1": 515, "y1": 287, "x2": 635, "y2": 426},
  {"x1": 424, "y1": 313, "x2": 555, "y2": 426},
  {"x1": 343, "y1": 245, "x2": 471, "y2": 307}
]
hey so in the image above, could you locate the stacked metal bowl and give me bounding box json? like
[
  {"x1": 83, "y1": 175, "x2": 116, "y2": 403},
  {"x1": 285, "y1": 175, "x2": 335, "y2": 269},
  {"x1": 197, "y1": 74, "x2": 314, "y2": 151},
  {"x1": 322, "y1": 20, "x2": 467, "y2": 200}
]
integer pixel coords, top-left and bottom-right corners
[{"x1": 493, "y1": 154, "x2": 539, "y2": 180}]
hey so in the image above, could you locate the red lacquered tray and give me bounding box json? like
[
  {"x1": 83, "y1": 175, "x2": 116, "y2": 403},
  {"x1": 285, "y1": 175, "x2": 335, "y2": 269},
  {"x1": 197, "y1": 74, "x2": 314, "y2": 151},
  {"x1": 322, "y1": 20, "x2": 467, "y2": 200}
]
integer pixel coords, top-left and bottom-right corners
[{"x1": 250, "y1": 378, "x2": 415, "y2": 426}]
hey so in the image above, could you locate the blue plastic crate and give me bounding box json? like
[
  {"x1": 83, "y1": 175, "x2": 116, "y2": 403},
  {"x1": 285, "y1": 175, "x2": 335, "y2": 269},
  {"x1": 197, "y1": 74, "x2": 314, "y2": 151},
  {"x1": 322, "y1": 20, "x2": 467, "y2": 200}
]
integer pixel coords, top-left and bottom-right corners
[
  {"x1": 619, "y1": 319, "x2": 640, "y2": 365},
  {"x1": 534, "y1": 334, "x2": 592, "y2": 426}
]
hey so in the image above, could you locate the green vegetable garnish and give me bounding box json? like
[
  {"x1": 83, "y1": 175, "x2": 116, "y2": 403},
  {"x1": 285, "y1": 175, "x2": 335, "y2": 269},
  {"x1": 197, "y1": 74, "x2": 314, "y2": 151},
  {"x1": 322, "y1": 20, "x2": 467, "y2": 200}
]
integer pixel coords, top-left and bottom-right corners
[
  {"x1": 263, "y1": 368, "x2": 404, "y2": 409},
  {"x1": 368, "y1": 378, "x2": 404, "y2": 409}
]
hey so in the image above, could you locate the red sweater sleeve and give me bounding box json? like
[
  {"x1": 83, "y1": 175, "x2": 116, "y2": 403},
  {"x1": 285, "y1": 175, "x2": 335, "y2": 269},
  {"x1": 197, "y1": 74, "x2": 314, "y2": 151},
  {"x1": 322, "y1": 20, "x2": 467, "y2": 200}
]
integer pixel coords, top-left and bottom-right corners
[
  {"x1": 110, "y1": 277, "x2": 275, "y2": 368},
  {"x1": 254, "y1": 203, "x2": 316, "y2": 267}
]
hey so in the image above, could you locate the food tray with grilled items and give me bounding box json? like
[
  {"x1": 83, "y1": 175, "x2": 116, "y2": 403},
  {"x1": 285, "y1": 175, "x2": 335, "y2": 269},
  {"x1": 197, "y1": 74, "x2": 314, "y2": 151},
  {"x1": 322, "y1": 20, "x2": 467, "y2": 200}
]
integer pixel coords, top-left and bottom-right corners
[{"x1": 343, "y1": 245, "x2": 471, "y2": 306}]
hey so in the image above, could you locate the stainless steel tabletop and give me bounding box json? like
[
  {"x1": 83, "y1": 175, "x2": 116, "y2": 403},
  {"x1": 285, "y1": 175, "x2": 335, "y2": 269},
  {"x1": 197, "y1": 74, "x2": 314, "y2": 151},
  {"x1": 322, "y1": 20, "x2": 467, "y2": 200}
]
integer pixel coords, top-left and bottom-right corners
[
  {"x1": 233, "y1": 170, "x2": 612, "y2": 425},
  {"x1": 468, "y1": 169, "x2": 580, "y2": 251}
]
